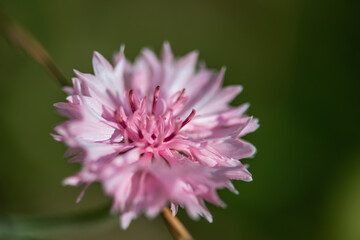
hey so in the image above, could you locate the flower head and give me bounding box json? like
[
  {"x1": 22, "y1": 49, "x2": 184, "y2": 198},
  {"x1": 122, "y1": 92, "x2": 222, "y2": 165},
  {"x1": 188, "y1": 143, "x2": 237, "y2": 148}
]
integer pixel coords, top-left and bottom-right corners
[{"x1": 53, "y1": 43, "x2": 259, "y2": 229}]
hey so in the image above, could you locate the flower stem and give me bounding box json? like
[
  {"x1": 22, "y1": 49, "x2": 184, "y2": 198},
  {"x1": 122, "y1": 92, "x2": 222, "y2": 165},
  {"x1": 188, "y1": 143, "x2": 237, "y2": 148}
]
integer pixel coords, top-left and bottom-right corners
[
  {"x1": 0, "y1": 9, "x2": 68, "y2": 87},
  {"x1": 162, "y1": 207, "x2": 193, "y2": 240}
]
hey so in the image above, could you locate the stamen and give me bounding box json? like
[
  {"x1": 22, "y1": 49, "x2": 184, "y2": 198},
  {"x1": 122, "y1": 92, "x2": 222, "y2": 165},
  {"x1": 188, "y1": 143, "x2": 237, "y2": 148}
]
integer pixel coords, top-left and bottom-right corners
[
  {"x1": 163, "y1": 132, "x2": 177, "y2": 142},
  {"x1": 115, "y1": 111, "x2": 127, "y2": 129},
  {"x1": 164, "y1": 109, "x2": 196, "y2": 142},
  {"x1": 129, "y1": 89, "x2": 136, "y2": 113},
  {"x1": 181, "y1": 109, "x2": 196, "y2": 128},
  {"x1": 175, "y1": 88, "x2": 186, "y2": 103},
  {"x1": 151, "y1": 86, "x2": 160, "y2": 115},
  {"x1": 138, "y1": 129, "x2": 144, "y2": 139}
]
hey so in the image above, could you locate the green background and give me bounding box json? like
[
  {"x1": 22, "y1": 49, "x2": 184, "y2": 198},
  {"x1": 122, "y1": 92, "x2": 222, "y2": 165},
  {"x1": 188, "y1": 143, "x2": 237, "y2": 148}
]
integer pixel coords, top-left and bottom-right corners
[{"x1": 0, "y1": 0, "x2": 359, "y2": 239}]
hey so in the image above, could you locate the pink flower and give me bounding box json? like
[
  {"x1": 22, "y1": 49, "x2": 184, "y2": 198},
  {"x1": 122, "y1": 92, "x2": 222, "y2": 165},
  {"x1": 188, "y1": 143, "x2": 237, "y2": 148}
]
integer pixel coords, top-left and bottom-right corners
[{"x1": 53, "y1": 43, "x2": 259, "y2": 229}]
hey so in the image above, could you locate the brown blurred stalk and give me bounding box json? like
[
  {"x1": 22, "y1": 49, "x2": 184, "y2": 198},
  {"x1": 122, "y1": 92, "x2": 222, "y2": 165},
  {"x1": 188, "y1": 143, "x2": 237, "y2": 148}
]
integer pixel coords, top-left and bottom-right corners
[
  {"x1": 0, "y1": 9, "x2": 193, "y2": 240},
  {"x1": 0, "y1": 9, "x2": 68, "y2": 87},
  {"x1": 162, "y1": 207, "x2": 193, "y2": 240}
]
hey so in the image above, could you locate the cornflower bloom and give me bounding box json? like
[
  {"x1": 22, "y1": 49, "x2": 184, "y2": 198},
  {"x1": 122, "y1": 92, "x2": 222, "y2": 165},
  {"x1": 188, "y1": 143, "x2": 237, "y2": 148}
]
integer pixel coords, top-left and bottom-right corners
[{"x1": 53, "y1": 43, "x2": 259, "y2": 229}]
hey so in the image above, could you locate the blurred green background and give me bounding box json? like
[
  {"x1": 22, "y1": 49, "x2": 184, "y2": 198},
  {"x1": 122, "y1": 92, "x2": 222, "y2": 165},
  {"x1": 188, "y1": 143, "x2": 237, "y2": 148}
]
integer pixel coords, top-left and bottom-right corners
[{"x1": 0, "y1": 0, "x2": 359, "y2": 239}]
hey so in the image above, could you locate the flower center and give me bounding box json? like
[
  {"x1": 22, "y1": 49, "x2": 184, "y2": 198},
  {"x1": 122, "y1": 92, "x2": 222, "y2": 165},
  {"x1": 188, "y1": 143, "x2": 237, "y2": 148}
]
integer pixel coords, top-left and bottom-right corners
[{"x1": 115, "y1": 86, "x2": 195, "y2": 149}]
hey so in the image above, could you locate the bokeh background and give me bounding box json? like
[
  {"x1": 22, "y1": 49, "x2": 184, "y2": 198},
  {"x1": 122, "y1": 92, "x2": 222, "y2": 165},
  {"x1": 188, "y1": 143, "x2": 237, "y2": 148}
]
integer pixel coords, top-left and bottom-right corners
[{"x1": 0, "y1": 0, "x2": 359, "y2": 239}]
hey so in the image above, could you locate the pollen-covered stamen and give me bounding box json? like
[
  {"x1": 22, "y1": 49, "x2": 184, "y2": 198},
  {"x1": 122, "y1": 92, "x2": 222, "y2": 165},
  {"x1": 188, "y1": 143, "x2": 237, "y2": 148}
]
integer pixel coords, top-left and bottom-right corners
[
  {"x1": 129, "y1": 89, "x2": 136, "y2": 113},
  {"x1": 151, "y1": 86, "x2": 160, "y2": 115},
  {"x1": 164, "y1": 109, "x2": 196, "y2": 142}
]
